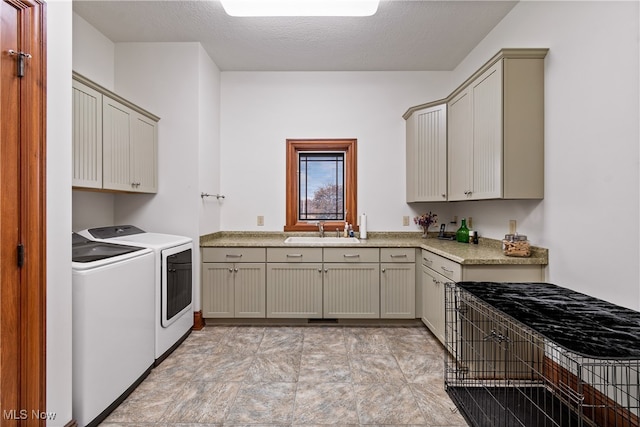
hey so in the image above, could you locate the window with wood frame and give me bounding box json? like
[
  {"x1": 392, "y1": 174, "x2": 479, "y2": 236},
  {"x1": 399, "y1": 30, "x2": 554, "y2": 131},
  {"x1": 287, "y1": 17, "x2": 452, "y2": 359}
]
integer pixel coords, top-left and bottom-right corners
[{"x1": 285, "y1": 139, "x2": 357, "y2": 232}]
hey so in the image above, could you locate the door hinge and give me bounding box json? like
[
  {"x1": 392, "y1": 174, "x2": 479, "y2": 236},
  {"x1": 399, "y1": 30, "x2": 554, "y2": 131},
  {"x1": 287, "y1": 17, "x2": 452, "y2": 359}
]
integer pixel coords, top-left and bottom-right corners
[{"x1": 17, "y1": 244, "x2": 24, "y2": 267}]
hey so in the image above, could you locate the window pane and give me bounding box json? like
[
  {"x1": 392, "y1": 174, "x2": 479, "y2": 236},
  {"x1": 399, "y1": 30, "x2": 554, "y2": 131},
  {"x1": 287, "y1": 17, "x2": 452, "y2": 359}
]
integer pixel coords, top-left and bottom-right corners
[{"x1": 299, "y1": 152, "x2": 344, "y2": 221}]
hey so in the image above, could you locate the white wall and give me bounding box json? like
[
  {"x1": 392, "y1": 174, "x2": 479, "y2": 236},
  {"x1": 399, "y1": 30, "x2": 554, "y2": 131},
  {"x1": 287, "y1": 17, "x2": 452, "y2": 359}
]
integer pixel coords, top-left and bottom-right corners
[
  {"x1": 113, "y1": 42, "x2": 221, "y2": 311},
  {"x1": 47, "y1": 1, "x2": 73, "y2": 425},
  {"x1": 199, "y1": 46, "x2": 223, "y2": 236},
  {"x1": 72, "y1": 12, "x2": 115, "y2": 90},
  {"x1": 443, "y1": 1, "x2": 640, "y2": 309},
  {"x1": 220, "y1": 71, "x2": 452, "y2": 232},
  {"x1": 71, "y1": 11, "x2": 116, "y2": 230},
  {"x1": 220, "y1": 2, "x2": 640, "y2": 310}
]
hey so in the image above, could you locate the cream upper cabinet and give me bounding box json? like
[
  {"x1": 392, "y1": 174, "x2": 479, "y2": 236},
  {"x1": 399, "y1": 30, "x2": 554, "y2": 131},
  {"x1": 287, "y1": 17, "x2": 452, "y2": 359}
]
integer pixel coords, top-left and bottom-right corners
[
  {"x1": 448, "y1": 53, "x2": 546, "y2": 200},
  {"x1": 447, "y1": 89, "x2": 473, "y2": 201},
  {"x1": 448, "y1": 61, "x2": 503, "y2": 200},
  {"x1": 72, "y1": 72, "x2": 159, "y2": 194},
  {"x1": 405, "y1": 48, "x2": 547, "y2": 202},
  {"x1": 103, "y1": 96, "x2": 158, "y2": 193},
  {"x1": 72, "y1": 79, "x2": 103, "y2": 189},
  {"x1": 406, "y1": 103, "x2": 447, "y2": 202}
]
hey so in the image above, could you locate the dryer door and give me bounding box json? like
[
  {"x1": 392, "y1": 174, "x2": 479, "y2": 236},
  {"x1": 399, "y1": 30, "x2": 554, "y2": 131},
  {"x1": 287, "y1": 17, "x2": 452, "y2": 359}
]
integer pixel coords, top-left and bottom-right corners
[{"x1": 161, "y1": 242, "x2": 193, "y2": 327}]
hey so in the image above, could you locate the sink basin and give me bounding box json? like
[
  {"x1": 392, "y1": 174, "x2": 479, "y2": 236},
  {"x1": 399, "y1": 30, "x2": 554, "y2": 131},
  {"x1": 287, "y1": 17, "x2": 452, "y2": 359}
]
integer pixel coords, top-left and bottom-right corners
[{"x1": 284, "y1": 236, "x2": 360, "y2": 245}]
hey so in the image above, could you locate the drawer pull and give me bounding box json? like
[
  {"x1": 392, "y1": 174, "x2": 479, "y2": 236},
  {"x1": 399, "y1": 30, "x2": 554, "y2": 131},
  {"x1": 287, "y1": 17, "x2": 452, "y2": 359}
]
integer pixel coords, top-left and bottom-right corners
[
  {"x1": 441, "y1": 266, "x2": 454, "y2": 274},
  {"x1": 343, "y1": 254, "x2": 360, "y2": 258},
  {"x1": 423, "y1": 257, "x2": 433, "y2": 264},
  {"x1": 390, "y1": 254, "x2": 408, "y2": 258},
  {"x1": 225, "y1": 254, "x2": 243, "y2": 258},
  {"x1": 286, "y1": 254, "x2": 303, "y2": 258}
]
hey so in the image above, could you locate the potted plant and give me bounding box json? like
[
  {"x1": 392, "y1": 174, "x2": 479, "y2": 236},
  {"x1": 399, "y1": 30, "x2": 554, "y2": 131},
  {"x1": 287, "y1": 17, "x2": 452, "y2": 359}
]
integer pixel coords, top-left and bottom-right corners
[{"x1": 414, "y1": 212, "x2": 438, "y2": 238}]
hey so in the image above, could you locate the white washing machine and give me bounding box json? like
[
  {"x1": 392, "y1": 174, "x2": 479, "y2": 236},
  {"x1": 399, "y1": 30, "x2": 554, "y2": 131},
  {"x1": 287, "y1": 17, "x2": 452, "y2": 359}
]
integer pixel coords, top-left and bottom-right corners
[
  {"x1": 72, "y1": 233, "x2": 155, "y2": 427},
  {"x1": 78, "y1": 225, "x2": 194, "y2": 362}
]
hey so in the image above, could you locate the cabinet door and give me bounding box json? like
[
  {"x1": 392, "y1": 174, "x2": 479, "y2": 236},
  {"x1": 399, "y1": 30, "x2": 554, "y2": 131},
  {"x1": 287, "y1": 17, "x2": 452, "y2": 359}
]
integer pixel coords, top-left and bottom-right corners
[
  {"x1": 130, "y1": 112, "x2": 157, "y2": 193},
  {"x1": 447, "y1": 88, "x2": 473, "y2": 201},
  {"x1": 266, "y1": 263, "x2": 322, "y2": 318},
  {"x1": 202, "y1": 263, "x2": 235, "y2": 318},
  {"x1": 102, "y1": 96, "x2": 133, "y2": 192},
  {"x1": 421, "y1": 265, "x2": 446, "y2": 344},
  {"x1": 471, "y1": 61, "x2": 503, "y2": 200},
  {"x1": 235, "y1": 263, "x2": 266, "y2": 318},
  {"x1": 72, "y1": 80, "x2": 103, "y2": 188},
  {"x1": 323, "y1": 263, "x2": 380, "y2": 318},
  {"x1": 380, "y1": 263, "x2": 415, "y2": 319},
  {"x1": 406, "y1": 104, "x2": 447, "y2": 202}
]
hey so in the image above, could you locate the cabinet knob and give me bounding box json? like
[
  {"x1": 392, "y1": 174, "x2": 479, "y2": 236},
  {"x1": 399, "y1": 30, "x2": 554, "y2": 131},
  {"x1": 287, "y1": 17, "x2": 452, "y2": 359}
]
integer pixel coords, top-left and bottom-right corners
[
  {"x1": 228, "y1": 268, "x2": 233, "y2": 272},
  {"x1": 234, "y1": 268, "x2": 238, "y2": 273},
  {"x1": 382, "y1": 268, "x2": 386, "y2": 273},
  {"x1": 441, "y1": 193, "x2": 446, "y2": 198}
]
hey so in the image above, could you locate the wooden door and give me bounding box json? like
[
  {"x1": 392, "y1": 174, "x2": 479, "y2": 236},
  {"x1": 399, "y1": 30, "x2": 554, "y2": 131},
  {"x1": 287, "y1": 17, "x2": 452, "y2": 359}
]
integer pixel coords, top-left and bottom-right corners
[{"x1": 0, "y1": 0, "x2": 46, "y2": 425}]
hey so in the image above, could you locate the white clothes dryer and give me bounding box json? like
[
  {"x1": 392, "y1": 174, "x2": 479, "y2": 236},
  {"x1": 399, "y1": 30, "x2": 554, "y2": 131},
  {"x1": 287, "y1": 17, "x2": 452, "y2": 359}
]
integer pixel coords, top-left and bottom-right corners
[{"x1": 78, "y1": 225, "x2": 194, "y2": 363}]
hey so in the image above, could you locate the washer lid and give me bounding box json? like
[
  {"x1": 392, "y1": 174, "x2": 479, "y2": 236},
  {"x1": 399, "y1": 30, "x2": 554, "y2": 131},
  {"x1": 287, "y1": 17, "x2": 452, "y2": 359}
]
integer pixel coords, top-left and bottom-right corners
[{"x1": 72, "y1": 232, "x2": 146, "y2": 263}]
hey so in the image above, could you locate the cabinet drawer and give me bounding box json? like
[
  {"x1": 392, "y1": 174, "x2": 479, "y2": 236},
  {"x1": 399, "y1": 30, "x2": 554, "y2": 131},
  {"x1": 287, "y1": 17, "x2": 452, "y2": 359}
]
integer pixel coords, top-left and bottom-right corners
[
  {"x1": 323, "y1": 248, "x2": 379, "y2": 263},
  {"x1": 201, "y1": 247, "x2": 266, "y2": 263},
  {"x1": 381, "y1": 248, "x2": 416, "y2": 263},
  {"x1": 267, "y1": 247, "x2": 322, "y2": 263},
  {"x1": 421, "y1": 249, "x2": 461, "y2": 282}
]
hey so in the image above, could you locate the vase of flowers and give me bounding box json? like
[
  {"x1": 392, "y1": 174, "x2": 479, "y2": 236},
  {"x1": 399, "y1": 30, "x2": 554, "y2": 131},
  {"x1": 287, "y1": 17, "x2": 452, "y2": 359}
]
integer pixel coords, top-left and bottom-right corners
[{"x1": 414, "y1": 212, "x2": 438, "y2": 238}]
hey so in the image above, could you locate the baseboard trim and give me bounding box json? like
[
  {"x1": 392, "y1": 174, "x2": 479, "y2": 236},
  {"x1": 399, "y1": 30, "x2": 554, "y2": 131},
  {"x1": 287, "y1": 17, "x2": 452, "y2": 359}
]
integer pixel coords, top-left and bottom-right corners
[{"x1": 192, "y1": 310, "x2": 205, "y2": 330}]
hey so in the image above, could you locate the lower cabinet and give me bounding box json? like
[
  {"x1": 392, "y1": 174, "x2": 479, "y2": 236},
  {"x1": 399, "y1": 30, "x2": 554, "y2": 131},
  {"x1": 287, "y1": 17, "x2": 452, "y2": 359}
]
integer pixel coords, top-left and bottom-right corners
[
  {"x1": 323, "y1": 248, "x2": 381, "y2": 319},
  {"x1": 266, "y1": 263, "x2": 323, "y2": 318},
  {"x1": 420, "y1": 248, "x2": 545, "y2": 345},
  {"x1": 323, "y1": 263, "x2": 380, "y2": 318},
  {"x1": 380, "y1": 248, "x2": 416, "y2": 319},
  {"x1": 202, "y1": 263, "x2": 266, "y2": 318},
  {"x1": 421, "y1": 264, "x2": 447, "y2": 343},
  {"x1": 201, "y1": 248, "x2": 266, "y2": 318}
]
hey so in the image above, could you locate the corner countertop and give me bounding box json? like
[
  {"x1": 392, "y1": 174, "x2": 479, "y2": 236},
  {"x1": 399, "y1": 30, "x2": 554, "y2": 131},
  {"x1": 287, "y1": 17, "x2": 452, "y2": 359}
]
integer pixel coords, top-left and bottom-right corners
[{"x1": 199, "y1": 232, "x2": 548, "y2": 266}]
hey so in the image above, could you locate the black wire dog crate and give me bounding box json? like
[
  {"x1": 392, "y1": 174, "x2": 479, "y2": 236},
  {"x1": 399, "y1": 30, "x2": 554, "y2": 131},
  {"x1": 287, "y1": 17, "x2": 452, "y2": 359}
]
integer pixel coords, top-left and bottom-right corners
[{"x1": 445, "y1": 282, "x2": 640, "y2": 427}]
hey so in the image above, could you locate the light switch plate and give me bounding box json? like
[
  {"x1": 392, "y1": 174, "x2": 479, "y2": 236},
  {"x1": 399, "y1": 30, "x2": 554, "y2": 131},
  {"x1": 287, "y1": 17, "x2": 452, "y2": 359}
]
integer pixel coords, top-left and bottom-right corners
[
  {"x1": 257, "y1": 215, "x2": 264, "y2": 226},
  {"x1": 402, "y1": 216, "x2": 410, "y2": 226}
]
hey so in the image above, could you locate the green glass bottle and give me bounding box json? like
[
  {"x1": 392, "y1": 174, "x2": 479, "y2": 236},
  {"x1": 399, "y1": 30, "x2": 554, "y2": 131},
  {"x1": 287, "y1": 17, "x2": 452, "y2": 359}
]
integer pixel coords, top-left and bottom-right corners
[{"x1": 456, "y1": 218, "x2": 470, "y2": 243}]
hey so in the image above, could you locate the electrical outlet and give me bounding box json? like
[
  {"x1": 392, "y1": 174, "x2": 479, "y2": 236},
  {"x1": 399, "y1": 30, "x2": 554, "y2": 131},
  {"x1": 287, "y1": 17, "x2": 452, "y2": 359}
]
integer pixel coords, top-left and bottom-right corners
[
  {"x1": 402, "y1": 216, "x2": 410, "y2": 226},
  {"x1": 509, "y1": 219, "x2": 517, "y2": 234},
  {"x1": 468, "y1": 217, "x2": 473, "y2": 229},
  {"x1": 257, "y1": 215, "x2": 264, "y2": 226}
]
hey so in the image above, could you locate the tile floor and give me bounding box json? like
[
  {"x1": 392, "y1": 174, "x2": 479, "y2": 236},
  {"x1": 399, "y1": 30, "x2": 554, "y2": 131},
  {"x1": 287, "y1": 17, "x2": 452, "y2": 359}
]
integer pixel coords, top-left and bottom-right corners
[{"x1": 100, "y1": 324, "x2": 469, "y2": 426}]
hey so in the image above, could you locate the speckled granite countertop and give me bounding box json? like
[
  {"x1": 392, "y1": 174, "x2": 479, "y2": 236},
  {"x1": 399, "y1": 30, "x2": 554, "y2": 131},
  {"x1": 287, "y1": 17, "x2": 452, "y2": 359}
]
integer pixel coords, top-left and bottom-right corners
[{"x1": 200, "y1": 232, "x2": 548, "y2": 266}]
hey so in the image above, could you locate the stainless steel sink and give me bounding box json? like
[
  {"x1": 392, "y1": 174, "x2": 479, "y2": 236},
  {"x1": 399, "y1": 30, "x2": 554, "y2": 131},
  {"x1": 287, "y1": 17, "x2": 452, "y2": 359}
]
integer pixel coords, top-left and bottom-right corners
[{"x1": 284, "y1": 236, "x2": 360, "y2": 244}]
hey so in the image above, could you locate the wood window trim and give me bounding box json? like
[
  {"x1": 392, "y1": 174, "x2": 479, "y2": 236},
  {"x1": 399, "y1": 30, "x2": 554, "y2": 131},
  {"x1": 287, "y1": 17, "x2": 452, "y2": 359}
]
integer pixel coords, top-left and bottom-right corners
[{"x1": 285, "y1": 139, "x2": 357, "y2": 232}]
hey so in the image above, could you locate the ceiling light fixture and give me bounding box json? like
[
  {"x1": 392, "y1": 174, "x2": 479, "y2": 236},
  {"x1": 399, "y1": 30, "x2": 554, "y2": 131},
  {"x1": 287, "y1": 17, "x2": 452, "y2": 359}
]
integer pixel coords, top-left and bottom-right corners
[{"x1": 219, "y1": 0, "x2": 380, "y2": 17}]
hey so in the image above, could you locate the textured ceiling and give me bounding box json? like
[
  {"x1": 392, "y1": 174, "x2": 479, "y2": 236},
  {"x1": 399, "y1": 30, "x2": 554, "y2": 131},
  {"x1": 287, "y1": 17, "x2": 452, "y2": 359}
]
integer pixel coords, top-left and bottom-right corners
[{"x1": 72, "y1": 0, "x2": 518, "y2": 72}]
